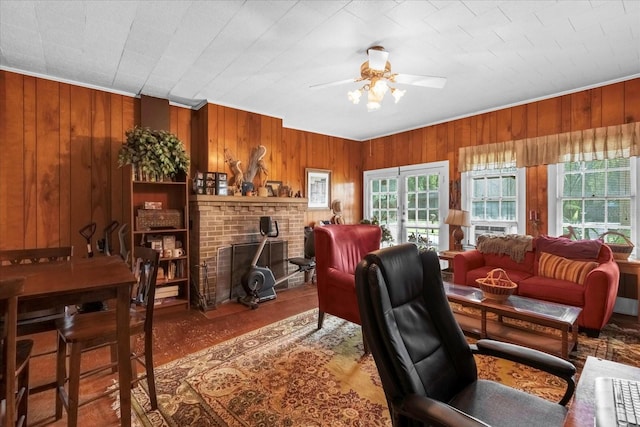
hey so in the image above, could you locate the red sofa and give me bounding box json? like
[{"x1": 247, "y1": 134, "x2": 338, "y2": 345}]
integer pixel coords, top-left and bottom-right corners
[
  {"x1": 314, "y1": 224, "x2": 381, "y2": 330},
  {"x1": 453, "y1": 235, "x2": 620, "y2": 337}
]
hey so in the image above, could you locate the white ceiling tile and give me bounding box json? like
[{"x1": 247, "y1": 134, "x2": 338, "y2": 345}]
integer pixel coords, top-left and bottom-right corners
[
  {"x1": 343, "y1": 1, "x2": 402, "y2": 21},
  {"x1": 569, "y1": 1, "x2": 625, "y2": 31},
  {"x1": 385, "y1": 1, "x2": 439, "y2": 25},
  {"x1": 132, "y1": 0, "x2": 192, "y2": 34},
  {"x1": 498, "y1": 0, "x2": 552, "y2": 21},
  {"x1": 123, "y1": 22, "x2": 172, "y2": 58},
  {"x1": 534, "y1": 1, "x2": 593, "y2": 27}
]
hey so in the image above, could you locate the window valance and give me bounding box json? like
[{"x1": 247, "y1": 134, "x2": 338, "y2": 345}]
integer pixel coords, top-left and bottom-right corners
[{"x1": 458, "y1": 122, "x2": 640, "y2": 172}]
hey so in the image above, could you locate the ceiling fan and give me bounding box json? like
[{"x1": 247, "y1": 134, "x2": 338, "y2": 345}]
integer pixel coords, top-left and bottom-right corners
[{"x1": 310, "y1": 46, "x2": 447, "y2": 111}]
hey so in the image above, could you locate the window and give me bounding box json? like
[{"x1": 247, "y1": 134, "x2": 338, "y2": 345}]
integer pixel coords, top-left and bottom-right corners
[
  {"x1": 364, "y1": 162, "x2": 449, "y2": 250},
  {"x1": 549, "y1": 157, "x2": 638, "y2": 258},
  {"x1": 462, "y1": 165, "x2": 526, "y2": 245}
]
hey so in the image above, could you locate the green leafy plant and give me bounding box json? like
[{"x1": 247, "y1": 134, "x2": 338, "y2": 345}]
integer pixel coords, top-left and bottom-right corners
[
  {"x1": 117, "y1": 126, "x2": 190, "y2": 181},
  {"x1": 360, "y1": 217, "x2": 394, "y2": 245}
]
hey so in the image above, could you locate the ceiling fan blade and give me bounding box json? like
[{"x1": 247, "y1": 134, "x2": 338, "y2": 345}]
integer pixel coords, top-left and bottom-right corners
[
  {"x1": 368, "y1": 48, "x2": 389, "y2": 71},
  {"x1": 309, "y1": 78, "x2": 358, "y2": 90},
  {"x1": 394, "y1": 74, "x2": 447, "y2": 89}
]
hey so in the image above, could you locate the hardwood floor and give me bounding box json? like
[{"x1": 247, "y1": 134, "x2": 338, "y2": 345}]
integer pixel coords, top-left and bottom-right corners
[
  {"x1": 27, "y1": 284, "x2": 319, "y2": 426},
  {"x1": 26, "y1": 283, "x2": 639, "y2": 426}
]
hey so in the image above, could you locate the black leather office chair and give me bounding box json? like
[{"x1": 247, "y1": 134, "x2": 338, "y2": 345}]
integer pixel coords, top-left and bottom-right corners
[{"x1": 355, "y1": 244, "x2": 577, "y2": 427}]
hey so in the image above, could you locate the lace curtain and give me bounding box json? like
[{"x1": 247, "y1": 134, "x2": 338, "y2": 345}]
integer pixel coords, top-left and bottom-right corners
[{"x1": 458, "y1": 122, "x2": 640, "y2": 172}]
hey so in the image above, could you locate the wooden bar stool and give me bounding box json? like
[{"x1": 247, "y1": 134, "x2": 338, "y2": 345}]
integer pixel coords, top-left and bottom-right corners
[
  {"x1": 55, "y1": 247, "x2": 159, "y2": 426},
  {"x1": 0, "y1": 277, "x2": 34, "y2": 427}
]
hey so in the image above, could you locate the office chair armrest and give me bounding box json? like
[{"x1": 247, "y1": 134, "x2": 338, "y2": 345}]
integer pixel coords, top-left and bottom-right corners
[
  {"x1": 472, "y1": 339, "x2": 576, "y2": 405},
  {"x1": 399, "y1": 393, "x2": 491, "y2": 427}
]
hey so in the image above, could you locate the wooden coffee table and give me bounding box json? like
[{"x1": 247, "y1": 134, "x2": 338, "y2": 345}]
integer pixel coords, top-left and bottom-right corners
[{"x1": 444, "y1": 282, "x2": 582, "y2": 359}]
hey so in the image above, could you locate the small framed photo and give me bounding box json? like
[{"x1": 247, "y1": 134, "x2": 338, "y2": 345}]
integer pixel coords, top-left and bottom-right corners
[
  {"x1": 265, "y1": 180, "x2": 282, "y2": 197},
  {"x1": 306, "y1": 168, "x2": 331, "y2": 209}
]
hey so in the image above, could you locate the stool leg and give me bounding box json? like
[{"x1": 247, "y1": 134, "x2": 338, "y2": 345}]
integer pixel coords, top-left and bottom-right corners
[
  {"x1": 144, "y1": 333, "x2": 157, "y2": 409},
  {"x1": 18, "y1": 361, "x2": 30, "y2": 426},
  {"x1": 55, "y1": 334, "x2": 66, "y2": 420},
  {"x1": 67, "y1": 343, "x2": 82, "y2": 427}
]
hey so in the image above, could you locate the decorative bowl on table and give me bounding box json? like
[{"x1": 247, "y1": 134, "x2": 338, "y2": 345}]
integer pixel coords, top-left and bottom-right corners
[{"x1": 476, "y1": 268, "x2": 518, "y2": 302}]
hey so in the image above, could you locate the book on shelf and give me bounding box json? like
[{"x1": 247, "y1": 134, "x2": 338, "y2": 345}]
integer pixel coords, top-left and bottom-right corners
[{"x1": 155, "y1": 285, "x2": 180, "y2": 300}]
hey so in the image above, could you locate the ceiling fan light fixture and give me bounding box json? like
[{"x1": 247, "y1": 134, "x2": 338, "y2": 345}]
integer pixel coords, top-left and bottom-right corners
[
  {"x1": 371, "y1": 79, "x2": 388, "y2": 97},
  {"x1": 367, "y1": 46, "x2": 389, "y2": 71},
  {"x1": 348, "y1": 89, "x2": 362, "y2": 104},
  {"x1": 367, "y1": 100, "x2": 382, "y2": 112},
  {"x1": 366, "y1": 86, "x2": 384, "y2": 112},
  {"x1": 391, "y1": 87, "x2": 405, "y2": 103}
]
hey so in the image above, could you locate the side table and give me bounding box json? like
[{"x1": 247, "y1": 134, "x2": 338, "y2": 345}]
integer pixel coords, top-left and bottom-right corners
[
  {"x1": 614, "y1": 257, "x2": 640, "y2": 321},
  {"x1": 439, "y1": 250, "x2": 465, "y2": 281}
]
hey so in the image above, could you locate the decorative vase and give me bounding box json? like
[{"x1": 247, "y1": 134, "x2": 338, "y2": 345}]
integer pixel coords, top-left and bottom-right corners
[{"x1": 241, "y1": 182, "x2": 254, "y2": 196}]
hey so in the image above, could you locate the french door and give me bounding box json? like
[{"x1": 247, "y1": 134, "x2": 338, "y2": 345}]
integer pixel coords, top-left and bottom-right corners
[{"x1": 363, "y1": 161, "x2": 450, "y2": 249}]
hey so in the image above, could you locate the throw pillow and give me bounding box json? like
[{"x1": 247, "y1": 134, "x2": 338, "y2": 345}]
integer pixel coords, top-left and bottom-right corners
[
  {"x1": 538, "y1": 252, "x2": 599, "y2": 285},
  {"x1": 535, "y1": 235, "x2": 602, "y2": 259}
]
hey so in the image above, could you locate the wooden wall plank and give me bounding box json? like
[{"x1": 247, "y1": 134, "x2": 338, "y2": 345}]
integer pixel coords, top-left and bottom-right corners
[
  {"x1": 91, "y1": 90, "x2": 110, "y2": 250},
  {"x1": 69, "y1": 85, "x2": 93, "y2": 256},
  {"x1": 0, "y1": 72, "x2": 25, "y2": 249},
  {"x1": 624, "y1": 79, "x2": 640, "y2": 123},
  {"x1": 590, "y1": 87, "x2": 602, "y2": 128},
  {"x1": 36, "y1": 78, "x2": 61, "y2": 246},
  {"x1": 59, "y1": 83, "x2": 71, "y2": 247},
  {"x1": 23, "y1": 76, "x2": 37, "y2": 248},
  {"x1": 537, "y1": 98, "x2": 561, "y2": 135},
  {"x1": 601, "y1": 82, "x2": 625, "y2": 126},
  {"x1": 110, "y1": 93, "x2": 124, "y2": 255},
  {"x1": 511, "y1": 105, "x2": 527, "y2": 140},
  {"x1": 571, "y1": 90, "x2": 592, "y2": 131}
]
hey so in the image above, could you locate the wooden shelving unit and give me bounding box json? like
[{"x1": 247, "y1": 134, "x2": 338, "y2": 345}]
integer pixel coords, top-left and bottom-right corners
[{"x1": 130, "y1": 179, "x2": 190, "y2": 313}]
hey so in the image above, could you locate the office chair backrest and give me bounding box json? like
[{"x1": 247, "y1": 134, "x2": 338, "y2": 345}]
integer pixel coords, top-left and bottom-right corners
[
  {"x1": 356, "y1": 244, "x2": 477, "y2": 407},
  {"x1": 303, "y1": 226, "x2": 315, "y2": 259}
]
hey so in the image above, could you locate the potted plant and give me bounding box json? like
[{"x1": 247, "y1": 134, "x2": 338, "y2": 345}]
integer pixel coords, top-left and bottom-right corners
[
  {"x1": 118, "y1": 126, "x2": 190, "y2": 182},
  {"x1": 360, "y1": 216, "x2": 394, "y2": 246}
]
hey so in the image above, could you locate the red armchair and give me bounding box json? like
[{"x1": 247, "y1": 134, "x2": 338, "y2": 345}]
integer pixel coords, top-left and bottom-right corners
[{"x1": 314, "y1": 225, "x2": 381, "y2": 331}]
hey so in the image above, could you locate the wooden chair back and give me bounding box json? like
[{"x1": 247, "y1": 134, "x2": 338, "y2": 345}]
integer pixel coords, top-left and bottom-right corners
[
  {"x1": 0, "y1": 247, "x2": 73, "y2": 337},
  {"x1": 132, "y1": 246, "x2": 160, "y2": 336},
  {"x1": 0, "y1": 277, "x2": 25, "y2": 426},
  {"x1": 0, "y1": 247, "x2": 73, "y2": 266}
]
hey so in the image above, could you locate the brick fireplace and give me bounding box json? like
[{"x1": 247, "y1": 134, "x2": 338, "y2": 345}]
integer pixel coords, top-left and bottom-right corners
[{"x1": 189, "y1": 195, "x2": 308, "y2": 308}]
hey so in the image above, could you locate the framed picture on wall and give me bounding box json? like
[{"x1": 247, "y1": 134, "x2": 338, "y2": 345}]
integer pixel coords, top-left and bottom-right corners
[
  {"x1": 265, "y1": 180, "x2": 282, "y2": 197},
  {"x1": 306, "y1": 168, "x2": 331, "y2": 209}
]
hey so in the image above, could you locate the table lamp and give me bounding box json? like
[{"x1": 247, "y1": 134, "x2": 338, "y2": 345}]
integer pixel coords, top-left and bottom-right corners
[{"x1": 445, "y1": 209, "x2": 471, "y2": 251}]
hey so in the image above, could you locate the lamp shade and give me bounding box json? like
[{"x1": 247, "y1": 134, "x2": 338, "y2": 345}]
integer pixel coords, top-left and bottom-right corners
[{"x1": 444, "y1": 209, "x2": 470, "y2": 227}]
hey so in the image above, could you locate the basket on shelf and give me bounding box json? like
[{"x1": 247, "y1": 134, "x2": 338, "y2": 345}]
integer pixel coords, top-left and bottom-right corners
[
  {"x1": 475, "y1": 268, "x2": 518, "y2": 302},
  {"x1": 136, "y1": 209, "x2": 183, "y2": 231},
  {"x1": 599, "y1": 231, "x2": 634, "y2": 260}
]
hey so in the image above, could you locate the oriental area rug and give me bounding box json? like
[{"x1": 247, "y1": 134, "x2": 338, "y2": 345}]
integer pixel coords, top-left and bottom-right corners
[{"x1": 112, "y1": 308, "x2": 640, "y2": 427}]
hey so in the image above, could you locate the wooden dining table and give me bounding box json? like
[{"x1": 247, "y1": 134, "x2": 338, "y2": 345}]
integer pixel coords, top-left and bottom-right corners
[{"x1": 0, "y1": 255, "x2": 136, "y2": 427}]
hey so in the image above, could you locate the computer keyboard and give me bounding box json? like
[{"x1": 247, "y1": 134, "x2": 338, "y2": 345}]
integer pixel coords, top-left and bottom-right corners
[{"x1": 595, "y1": 377, "x2": 640, "y2": 427}]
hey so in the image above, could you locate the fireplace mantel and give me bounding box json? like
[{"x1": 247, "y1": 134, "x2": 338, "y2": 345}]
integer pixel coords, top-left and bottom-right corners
[
  {"x1": 189, "y1": 195, "x2": 309, "y2": 309},
  {"x1": 189, "y1": 194, "x2": 308, "y2": 207}
]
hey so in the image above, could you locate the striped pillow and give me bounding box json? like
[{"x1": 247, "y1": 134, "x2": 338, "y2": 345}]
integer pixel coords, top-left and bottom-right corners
[{"x1": 538, "y1": 252, "x2": 599, "y2": 285}]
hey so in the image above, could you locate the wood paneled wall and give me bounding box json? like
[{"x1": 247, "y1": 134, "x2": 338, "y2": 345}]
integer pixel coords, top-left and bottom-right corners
[
  {"x1": 1, "y1": 68, "x2": 639, "y2": 253},
  {"x1": 0, "y1": 71, "x2": 191, "y2": 253},
  {"x1": 362, "y1": 78, "x2": 640, "y2": 236},
  {"x1": 192, "y1": 103, "x2": 363, "y2": 225}
]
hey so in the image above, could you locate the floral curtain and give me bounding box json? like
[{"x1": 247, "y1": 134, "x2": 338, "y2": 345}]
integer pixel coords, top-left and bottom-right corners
[{"x1": 458, "y1": 122, "x2": 640, "y2": 172}]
